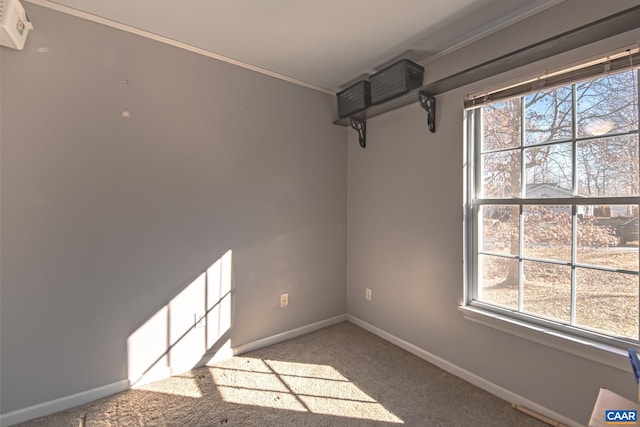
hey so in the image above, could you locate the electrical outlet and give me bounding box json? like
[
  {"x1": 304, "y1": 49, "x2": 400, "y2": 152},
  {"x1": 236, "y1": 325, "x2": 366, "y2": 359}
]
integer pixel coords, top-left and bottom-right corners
[
  {"x1": 280, "y1": 293, "x2": 289, "y2": 308},
  {"x1": 365, "y1": 288, "x2": 372, "y2": 301}
]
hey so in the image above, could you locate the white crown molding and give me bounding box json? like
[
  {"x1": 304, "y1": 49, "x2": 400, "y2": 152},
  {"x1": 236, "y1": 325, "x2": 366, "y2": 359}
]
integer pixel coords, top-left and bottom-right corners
[{"x1": 22, "y1": 0, "x2": 335, "y2": 95}]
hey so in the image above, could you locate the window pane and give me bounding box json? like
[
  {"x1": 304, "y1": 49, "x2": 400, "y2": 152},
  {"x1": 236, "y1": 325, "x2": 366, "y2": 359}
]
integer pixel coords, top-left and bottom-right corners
[
  {"x1": 524, "y1": 143, "x2": 572, "y2": 195},
  {"x1": 480, "y1": 205, "x2": 519, "y2": 255},
  {"x1": 470, "y1": 65, "x2": 640, "y2": 345},
  {"x1": 577, "y1": 206, "x2": 638, "y2": 271},
  {"x1": 576, "y1": 135, "x2": 640, "y2": 197},
  {"x1": 482, "y1": 99, "x2": 521, "y2": 151},
  {"x1": 587, "y1": 204, "x2": 637, "y2": 219},
  {"x1": 576, "y1": 268, "x2": 639, "y2": 340},
  {"x1": 523, "y1": 261, "x2": 571, "y2": 323},
  {"x1": 577, "y1": 70, "x2": 639, "y2": 138},
  {"x1": 615, "y1": 215, "x2": 639, "y2": 248},
  {"x1": 524, "y1": 86, "x2": 573, "y2": 145},
  {"x1": 478, "y1": 255, "x2": 518, "y2": 310},
  {"x1": 523, "y1": 205, "x2": 571, "y2": 261},
  {"x1": 481, "y1": 150, "x2": 521, "y2": 198}
]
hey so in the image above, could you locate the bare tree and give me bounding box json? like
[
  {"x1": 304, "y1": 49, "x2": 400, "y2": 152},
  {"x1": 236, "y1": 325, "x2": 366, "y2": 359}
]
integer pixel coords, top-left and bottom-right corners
[{"x1": 480, "y1": 69, "x2": 639, "y2": 288}]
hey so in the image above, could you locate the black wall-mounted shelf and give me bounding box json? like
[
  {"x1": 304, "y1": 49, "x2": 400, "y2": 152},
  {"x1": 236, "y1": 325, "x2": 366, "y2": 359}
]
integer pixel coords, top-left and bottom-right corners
[
  {"x1": 333, "y1": 89, "x2": 436, "y2": 148},
  {"x1": 332, "y1": 4, "x2": 640, "y2": 148},
  {"x1": 333, "y1": 88, "x2": 424, "y2": 127}
]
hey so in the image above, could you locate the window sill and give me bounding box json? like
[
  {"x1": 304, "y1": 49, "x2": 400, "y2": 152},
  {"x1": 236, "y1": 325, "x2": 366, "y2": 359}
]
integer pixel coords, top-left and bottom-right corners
[{"x1": 459, "y1": 304, "x2": 633, "y2": 372}]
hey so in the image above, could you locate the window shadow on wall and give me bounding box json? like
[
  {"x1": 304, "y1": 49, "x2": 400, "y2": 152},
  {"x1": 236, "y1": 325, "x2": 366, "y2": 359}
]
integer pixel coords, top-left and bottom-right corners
[{"x1": 127, "y1": 250, "x2": 234, "y2": 387}]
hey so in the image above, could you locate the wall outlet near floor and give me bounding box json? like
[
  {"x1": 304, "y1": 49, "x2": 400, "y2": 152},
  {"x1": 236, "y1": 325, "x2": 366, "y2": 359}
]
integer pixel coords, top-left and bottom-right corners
[
  {"x1": 280, "y1": 293, "x2": 289, "y2": 308},
  {"x1": 365, "y1": 288, "x2": 372, "y2": 301}
]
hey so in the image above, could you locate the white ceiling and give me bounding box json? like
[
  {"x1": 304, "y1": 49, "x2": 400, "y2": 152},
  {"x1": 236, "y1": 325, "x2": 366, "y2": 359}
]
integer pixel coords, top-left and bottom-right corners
[{"x1": 35, "y1": 0, "x2": 563, "y2": 93}]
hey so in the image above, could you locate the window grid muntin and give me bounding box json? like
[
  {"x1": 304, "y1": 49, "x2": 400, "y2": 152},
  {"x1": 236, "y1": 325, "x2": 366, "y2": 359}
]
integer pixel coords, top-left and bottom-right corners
[
  {"x1": 469, "y1": 71, "x2": 640, "y2": 345},
  {"x1": 477, "y1": 248, "x2": 639, "y2": 274},
  {"x1": 472, "y1": 201, "x2": 640, "y2": 342},
  {"x1": 480, "y1": 130, "x2": 639, "y2": 156}
]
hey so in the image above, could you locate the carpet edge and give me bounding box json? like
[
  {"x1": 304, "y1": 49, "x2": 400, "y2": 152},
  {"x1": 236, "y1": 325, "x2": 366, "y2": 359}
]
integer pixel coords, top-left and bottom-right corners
[
  {"x1": 231, "y1": 313, "x2": 348, "y2": 356},
  {"x1": 0, "y1": 379, "x2": 130, "y2": 427},
  {"x1": 1, "y1": 314, "x2": 348, "y2": 427},
  {"x1": 346, "y1": 314, "x2": 581, "y2": 427}
]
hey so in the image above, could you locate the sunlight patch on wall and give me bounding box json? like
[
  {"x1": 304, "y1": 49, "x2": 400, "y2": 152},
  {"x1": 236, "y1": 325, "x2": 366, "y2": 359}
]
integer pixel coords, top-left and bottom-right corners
[
  {"x1": 127, "y1": 306, "x2": 171, "y2": 386},
  {"x1": 127, "y1": 250, "x2": 234, "y2": 389},
  {"x1": 169, "y1": 272, "x2": 207, "y2": 374},
  {"x1": 209, "y1": 357, "x2": 404, "y2": 423},
  {"x1": 206, "y1": 251, "x2": 232, "y2": 354}
]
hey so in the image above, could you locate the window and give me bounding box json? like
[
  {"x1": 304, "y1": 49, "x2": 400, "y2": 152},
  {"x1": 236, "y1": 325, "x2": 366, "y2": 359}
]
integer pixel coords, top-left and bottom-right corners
[{"x1": 465, "y1": 55, "x2": 640, "y2": 347}]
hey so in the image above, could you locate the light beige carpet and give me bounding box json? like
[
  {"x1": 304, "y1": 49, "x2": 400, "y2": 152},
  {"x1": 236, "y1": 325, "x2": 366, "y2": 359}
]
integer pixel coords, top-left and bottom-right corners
[{"x1": 15, "y1": 322, "x2": 549, "y2": 426}]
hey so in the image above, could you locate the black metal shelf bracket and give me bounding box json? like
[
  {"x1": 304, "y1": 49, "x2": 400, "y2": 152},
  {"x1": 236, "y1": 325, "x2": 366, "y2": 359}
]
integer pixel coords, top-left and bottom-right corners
[
  {"x1": 419, "y1": 92, "x2": 436, "y2": 133},
  {"x1": 350, "y1": 117, "x2": 366, "y2": 148},
  {"x1": 333, "y1": 7, "x2": 639, "y2": 130}
]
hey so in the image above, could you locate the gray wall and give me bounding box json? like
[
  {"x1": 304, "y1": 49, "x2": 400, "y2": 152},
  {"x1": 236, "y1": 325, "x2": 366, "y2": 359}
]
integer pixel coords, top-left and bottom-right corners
[
  {"x1": 3, "y1": 0, "x2": 640, "y2": 423},
  {"x1": 346, "y1": 1, "x2": 640, "y2": 425},
  {"x1": 1, "y1": 4, "x2": 346, "y2": 414}
]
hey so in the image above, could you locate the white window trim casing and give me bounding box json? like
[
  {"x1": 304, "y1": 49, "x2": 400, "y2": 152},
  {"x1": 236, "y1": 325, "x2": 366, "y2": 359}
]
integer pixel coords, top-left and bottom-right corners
[
  {"x1": 461, "y1": 46, "x2": 640, "y2": 373},
  {"x1": 459, "y1": 304, "x2": 631, "y2": 372}
]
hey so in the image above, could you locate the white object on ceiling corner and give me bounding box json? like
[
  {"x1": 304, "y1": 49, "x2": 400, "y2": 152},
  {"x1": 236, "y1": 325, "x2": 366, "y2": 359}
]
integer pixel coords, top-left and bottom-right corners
[{"x1": 0, "y1": 0, "x2": 33, "y2": 50}]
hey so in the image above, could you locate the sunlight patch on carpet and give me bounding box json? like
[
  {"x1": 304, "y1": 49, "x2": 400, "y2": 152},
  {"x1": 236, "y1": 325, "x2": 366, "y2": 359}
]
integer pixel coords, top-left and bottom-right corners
[{"x1": 210, "y1": 357, "x2": 404, "y2": 423}]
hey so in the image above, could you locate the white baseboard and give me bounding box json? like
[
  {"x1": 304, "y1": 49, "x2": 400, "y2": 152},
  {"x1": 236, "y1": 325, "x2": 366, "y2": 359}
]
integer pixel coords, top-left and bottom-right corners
[
  {"x1": 231, "y1": 314, "x2": 348, "y2": 356},
  {"x1": 346, "y1": 315, "x2": 581, "y2": 427},
  {"x1": 0, "y1": 379, "x2": 130, "y2": 427},
  {"x1": 1, "y1": 314, "x2": 348, "y2": 426}
]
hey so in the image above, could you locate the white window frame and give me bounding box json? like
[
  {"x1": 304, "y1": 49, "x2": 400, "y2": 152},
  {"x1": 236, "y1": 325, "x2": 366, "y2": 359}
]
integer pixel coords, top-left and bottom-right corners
[{"x1": 461, "y1": 51, "x2": 640, "y2": 372}]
